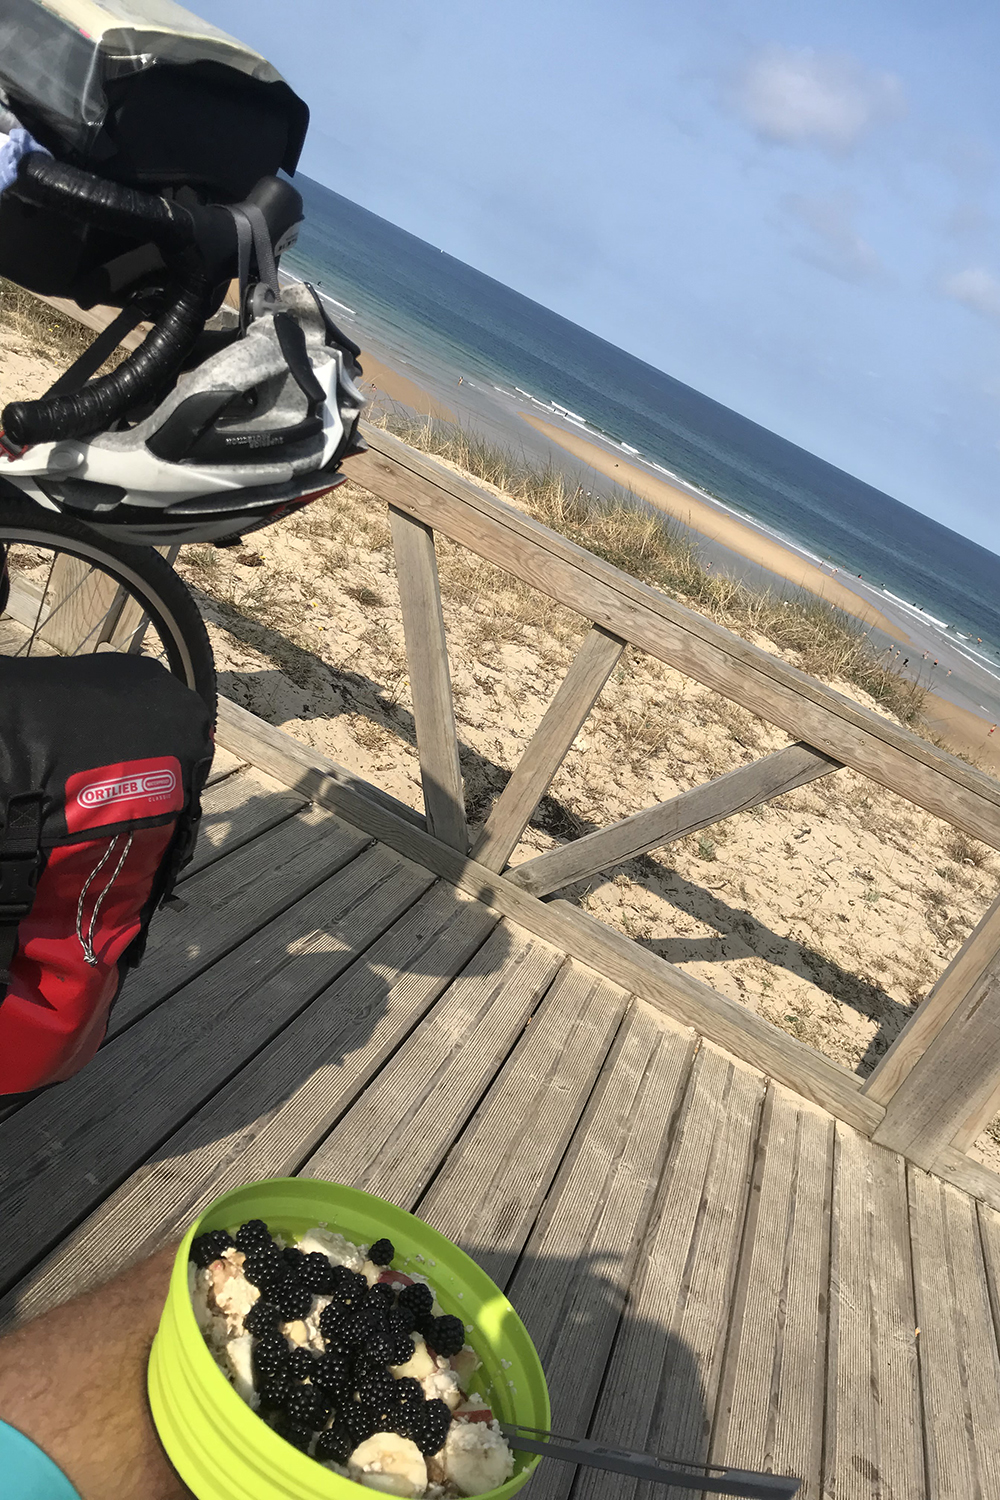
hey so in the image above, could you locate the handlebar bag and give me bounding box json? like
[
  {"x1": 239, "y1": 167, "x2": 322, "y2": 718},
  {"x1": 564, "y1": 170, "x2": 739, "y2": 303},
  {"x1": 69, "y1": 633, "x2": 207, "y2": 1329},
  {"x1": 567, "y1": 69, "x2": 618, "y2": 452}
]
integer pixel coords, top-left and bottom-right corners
[
  {"x1": 0, "y1": 0, "x2": 308, "y2": 301},
  {"x1": 0, "y1": 654, "x2": 213, "y2": 1095}
]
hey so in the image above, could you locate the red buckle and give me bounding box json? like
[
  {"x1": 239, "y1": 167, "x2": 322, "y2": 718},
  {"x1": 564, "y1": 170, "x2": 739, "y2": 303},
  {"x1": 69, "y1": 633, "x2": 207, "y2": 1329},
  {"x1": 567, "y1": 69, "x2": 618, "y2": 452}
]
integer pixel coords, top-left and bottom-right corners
[{"x1": 0, "y1": 431, "x2": 29, "y2": 460}]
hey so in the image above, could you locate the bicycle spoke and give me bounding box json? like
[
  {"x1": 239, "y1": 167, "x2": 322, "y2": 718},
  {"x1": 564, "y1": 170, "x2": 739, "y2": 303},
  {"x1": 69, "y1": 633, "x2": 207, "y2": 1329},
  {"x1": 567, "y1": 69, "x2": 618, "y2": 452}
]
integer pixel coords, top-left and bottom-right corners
[{"x1": 21, "y1": 551, "x2": 57, "y2": 657}]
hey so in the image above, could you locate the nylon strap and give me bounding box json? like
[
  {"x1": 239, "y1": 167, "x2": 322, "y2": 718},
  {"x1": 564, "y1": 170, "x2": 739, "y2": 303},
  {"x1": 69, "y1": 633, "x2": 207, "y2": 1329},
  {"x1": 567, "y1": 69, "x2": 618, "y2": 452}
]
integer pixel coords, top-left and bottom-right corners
[
  {"x1": 43, "y1": 305, "x2": 144, "y2": 398},
  {"x1": 226, "y1": 202, "x2": 280, "y2": 332},
  {"x1": 229, "y1": 206, "x2": 252, "y2": 335}
]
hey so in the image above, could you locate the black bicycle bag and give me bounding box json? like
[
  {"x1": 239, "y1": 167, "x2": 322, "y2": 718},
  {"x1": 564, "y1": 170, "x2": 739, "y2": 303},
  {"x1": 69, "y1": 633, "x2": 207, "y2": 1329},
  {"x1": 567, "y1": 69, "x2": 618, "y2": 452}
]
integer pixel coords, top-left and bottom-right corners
[{"x1": 0, "y1": 653, "x2": 213, "y2": 1094}]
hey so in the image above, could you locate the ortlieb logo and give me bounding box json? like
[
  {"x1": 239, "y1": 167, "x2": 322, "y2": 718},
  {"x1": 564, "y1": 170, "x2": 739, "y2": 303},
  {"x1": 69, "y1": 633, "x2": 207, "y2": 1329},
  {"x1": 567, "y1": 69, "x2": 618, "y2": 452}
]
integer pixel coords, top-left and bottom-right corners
[
  {"x1": 65, "y1": 757, "x2": 184, "y2": 833},
  {"x1": 78, "y1": 770, "x2": 178, "y2": 808}
]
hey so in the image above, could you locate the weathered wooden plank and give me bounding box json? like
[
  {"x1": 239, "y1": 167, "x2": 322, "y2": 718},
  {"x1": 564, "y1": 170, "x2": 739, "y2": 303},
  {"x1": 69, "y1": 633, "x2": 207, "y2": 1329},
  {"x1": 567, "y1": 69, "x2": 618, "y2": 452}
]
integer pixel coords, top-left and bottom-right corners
[
  {"x1": 822, "y1": 1126, "x2": 923, "y2": 1500},
  {"x1": 872, "y1": 952, "x2": 1000, "y2": 1168},
  {"x1": 389, "y1": 505, "x2": 467, "y2": 850},
  {"x1": 184, "y1": 766, "x2": 306, "y2": 878},
  {"x1": 548, "y1": 902, "x2": 881, "y2": 1134},
  {"x1": 0, "y1": 843, "x2": 432, "y2": 1296},
  {"x1": 205, "y1": 743, "x2": 245, "y2": 786},
  {"x1": 108, "y1": 804, "x2": 370, "y2": 1037},
  {"x1": 352, "y1": 428, "x2": 1000, "y2": 850},
  {"x1": 932, "y1": 1146, "x2": 1000, "y2": 1214},
  {"x1": 864, "y1": 889, "x2": 1000, "y2": 1107},
  {"x1": 0, "y1": 882, "x2": 496, "y2": 1331},
  {"x1": 36, "y1": 554, "x2": 121, "y2": 655},
  {"x1": 472, "y1": 625, "x2": 625, "y2": 871},
  {"x1": 216, "y1": 694, "x2": 426, "y2": 831},
  {"x1": 215, "y1": 699, "x2": 881, "y2": 1135},
  {"x1": 503, "y1": 1002, "x2": 697, "y2": 1500},
  {"x1": 575, "y1": 1045, "x2": 766, "y2": 1500},
  {"x1": 301, "y1": 928, "x2": 563, "y2": 1197},
  {"x1": 975, "y1": 1197, "x2": 1000, "y2": 1362},
  {"x1": 418, "y1": 962, "x2": 630, "y2": 1286},
  {"x1": 511, "y1": 741, "x2": 840, "y2": 897},
  {"x1": 711, "y1": 1086, "x2": 834, "y2": 1500},
  {"x1": 909, "y1": 1166, "x2": 1000, "y2": 1500}
]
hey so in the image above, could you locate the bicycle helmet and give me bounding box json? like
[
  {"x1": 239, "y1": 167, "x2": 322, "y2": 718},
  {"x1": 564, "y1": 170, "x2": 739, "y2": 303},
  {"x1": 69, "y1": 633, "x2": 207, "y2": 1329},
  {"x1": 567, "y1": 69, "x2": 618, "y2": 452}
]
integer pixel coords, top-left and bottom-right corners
[{"x1": 0, "y1": 3, "x2": 369, "y2": 546}]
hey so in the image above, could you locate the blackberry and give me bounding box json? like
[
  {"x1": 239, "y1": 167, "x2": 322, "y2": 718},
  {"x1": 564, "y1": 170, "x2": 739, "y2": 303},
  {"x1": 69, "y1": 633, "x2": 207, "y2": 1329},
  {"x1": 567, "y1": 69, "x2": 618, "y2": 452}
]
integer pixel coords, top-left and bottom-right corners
[
  {"x1": 344, "y1": 1399, "x2": 381, "y2": 1443},
  {"x1": 392, "y1": 1377, "x2": 424, "y2": 1409},
  {"x1": 405, "y1": 1397, "x2": 452, "y2": 1456},
  {"x1": 299, "y1": 1252, "x2": 339, "y2": 1294},
  {"x1": 282, "y1": 1246, "x2": 307, "y2": 1275},
  {"x1": 285, "y1": 1383, "x2": 325, "y2": 1429},
  {"x1": 327, "y1": 1270, "x2": 368, "y2": 1310},
  {"x1": 189, "y1": 1229, "x2": 235, "y2": 1268},
  {"x1": 330, "y1": 1262, "x2": 362, "y2": 1286},
  {"x1": 369, "y1": 1237, "x2": 394, "y2": 1267},
  {"x1": 365, "y1": 1281, "x2": 395, "y2": 1310},
  {"x1": 356, "y1": 1365, "x2": 397, "y2": 1408},
  {"x1": 315, "y1": 1424, "x2": 353, "y2": 1465},
  {"x1": 243, "y1": 1243, "x2": 284, "y2": 1291},
  {"x1": 282, "y1": 1421, "x2": 314, "y2": 1453},
  {"x1": 235, "y1": 1219, "x2": 272, "y2": 1254},
  {"x1": 313, "y1": 1350, "x2": 351, "y2": 1397},
  {"x1": 252, "y1": 1333, "x2": 289, "y2": 1381},
  {"x1": 319, "y1": 1302, "x2": 348, "y2": 1343},
  {"x1": 398, "y1": 1282, "x2": 433, "y2": 1318},
  {"x1": 389, "y1": 1334, "x2": 417, "y2": 1367},
  {"x1": 362, "y1": 1329, "x2": 397, "y2": 1365},
  {"x1": 271, "y1": 1277, "x2": 313, "y2": 1321},
  {"x1": 429, "y1": 1315, "x2": 465, "y2": 1358},
  {"x1": 286, "y1": 1346, "x2": 316, "y2": 1381},
  {"x1": 257, "y1": 1373, "x2": 290, "y2": 1409},
  {"x1": 387, "y1": 1305, "x2": 416, "y2": 1339},
  {"x1": 244, "y1": 1300, "x2": 281, "y2": 1337},
  {"x1": 338, "y1": 1313, "x2": 369, "y2": 1350}
]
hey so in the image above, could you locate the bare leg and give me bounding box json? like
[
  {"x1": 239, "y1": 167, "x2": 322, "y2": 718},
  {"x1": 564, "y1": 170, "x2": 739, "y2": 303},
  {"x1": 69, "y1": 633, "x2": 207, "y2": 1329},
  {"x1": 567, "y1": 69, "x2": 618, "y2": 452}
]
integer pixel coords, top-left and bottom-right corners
[{"x1": 0, "y1": 1245, "x2": 192, "y2": 1499}]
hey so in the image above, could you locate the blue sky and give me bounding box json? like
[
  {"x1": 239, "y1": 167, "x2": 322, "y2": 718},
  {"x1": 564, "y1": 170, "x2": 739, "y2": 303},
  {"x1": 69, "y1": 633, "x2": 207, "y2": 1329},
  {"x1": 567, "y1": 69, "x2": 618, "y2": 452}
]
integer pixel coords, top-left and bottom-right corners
[{"x1": 197, "y1": 0, "x2": 1000, "y2": 551}]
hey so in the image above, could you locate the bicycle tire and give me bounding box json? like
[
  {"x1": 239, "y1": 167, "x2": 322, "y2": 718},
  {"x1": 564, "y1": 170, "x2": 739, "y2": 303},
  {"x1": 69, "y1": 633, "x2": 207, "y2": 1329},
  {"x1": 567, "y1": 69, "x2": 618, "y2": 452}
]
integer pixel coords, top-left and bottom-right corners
[{"x1": 0, "y1": 493, "x2": 216, "y2": 717}]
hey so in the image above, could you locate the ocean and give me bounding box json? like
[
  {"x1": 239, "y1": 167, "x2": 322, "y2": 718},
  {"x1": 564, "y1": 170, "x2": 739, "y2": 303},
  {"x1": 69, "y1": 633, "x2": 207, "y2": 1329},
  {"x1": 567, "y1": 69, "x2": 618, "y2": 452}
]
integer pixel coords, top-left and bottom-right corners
[{"x1": 284, "y1": 172, "x2": 1000, "y2": 705}]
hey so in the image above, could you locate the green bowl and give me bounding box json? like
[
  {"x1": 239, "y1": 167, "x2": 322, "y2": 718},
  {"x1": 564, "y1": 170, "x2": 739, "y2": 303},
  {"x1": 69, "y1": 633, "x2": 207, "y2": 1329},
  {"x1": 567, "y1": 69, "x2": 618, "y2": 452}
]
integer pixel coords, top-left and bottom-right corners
[{"x1": 148, "y1": 1178, "x2": 550, "y2": 1499}]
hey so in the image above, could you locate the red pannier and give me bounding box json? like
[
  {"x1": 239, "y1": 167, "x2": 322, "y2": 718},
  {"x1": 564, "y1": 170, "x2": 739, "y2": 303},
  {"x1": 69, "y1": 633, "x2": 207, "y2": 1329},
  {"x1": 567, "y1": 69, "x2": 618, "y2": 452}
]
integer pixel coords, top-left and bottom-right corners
[{"x1": 0, "y1": 655, "x2": 213, "y2": 1094}]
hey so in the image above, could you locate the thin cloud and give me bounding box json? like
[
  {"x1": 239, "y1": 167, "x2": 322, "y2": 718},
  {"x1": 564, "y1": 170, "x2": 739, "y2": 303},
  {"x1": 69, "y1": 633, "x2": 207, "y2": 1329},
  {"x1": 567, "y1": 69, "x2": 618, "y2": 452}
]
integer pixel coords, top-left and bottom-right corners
[
  {"x1": 733, "y1": 45, "x2": 904, "y2": 151},
  {"x1": 783, "y1": 191, "x2": 883, "y2": 281},
  {"x1": 941, "y1": 267, "x2": 1000, "y2": 318}
]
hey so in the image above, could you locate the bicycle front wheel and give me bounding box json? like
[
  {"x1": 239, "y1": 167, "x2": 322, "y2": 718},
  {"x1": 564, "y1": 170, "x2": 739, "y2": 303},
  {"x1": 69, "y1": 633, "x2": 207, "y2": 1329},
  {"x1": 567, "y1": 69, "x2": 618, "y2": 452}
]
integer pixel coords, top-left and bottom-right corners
[{"x1": 0, "y1": 493, "x2": 216, "y2": 715}]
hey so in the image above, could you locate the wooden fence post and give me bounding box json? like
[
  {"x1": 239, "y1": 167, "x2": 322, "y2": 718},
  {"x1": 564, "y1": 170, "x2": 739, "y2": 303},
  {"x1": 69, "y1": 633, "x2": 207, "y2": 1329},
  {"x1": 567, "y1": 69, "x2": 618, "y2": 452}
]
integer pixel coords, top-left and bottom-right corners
[
  {"x1": 472, "y1": 624, "x2": 625, "y2": 872},
  {"x1": 871, "y1": 944, "x2": 1000, "y2": 1168},
  {"x1": 389, "y1": 505, "x2": 467, "y2": 851},
  {"x1": 863, "y1": 889, "x2": 1000, "y2": 1107}
]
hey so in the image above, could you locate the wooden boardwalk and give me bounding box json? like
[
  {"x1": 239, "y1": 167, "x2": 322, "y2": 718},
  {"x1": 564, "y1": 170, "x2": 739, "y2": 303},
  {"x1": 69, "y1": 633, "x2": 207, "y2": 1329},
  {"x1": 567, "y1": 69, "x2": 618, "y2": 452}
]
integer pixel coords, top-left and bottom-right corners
[{"x1": 3, "y1": 746, "x2": 1000, "y2": 1500}]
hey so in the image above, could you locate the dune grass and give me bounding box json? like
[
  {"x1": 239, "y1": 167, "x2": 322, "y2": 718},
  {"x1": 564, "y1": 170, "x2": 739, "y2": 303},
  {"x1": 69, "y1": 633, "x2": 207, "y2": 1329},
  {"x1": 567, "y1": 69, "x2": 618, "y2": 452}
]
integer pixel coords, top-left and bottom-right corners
[{"x1": 370, "y1": 411, "x2": 926, "y2": 728}]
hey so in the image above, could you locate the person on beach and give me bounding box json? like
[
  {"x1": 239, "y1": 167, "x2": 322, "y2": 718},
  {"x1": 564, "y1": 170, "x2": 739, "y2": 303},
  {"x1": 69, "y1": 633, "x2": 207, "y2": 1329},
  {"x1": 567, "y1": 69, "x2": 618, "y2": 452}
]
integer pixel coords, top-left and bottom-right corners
[{"x1": 0, "y1": 1247, "x2": 189, "y2": 1499}]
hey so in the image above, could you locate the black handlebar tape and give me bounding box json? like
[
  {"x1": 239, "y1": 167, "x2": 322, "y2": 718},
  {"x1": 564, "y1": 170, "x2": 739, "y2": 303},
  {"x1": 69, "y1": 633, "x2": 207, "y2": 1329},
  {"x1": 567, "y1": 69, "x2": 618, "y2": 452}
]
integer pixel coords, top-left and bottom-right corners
[
  {"x1": 14, "y1": 153, "x2": 195, "y2": 253},
  {"x1": 2, "y1": 274, "x2": 214, "y2": 446},
  {"x1": 2, "y1": 156, "x2": 213, "y2": 444}
]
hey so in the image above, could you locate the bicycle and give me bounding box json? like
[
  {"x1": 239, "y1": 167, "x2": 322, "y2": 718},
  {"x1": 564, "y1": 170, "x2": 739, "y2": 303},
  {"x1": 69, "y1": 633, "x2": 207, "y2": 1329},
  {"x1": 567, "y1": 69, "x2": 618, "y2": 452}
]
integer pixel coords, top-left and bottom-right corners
[{"x1": 0, "y1": 126, "x2": 365, "y2": 718}]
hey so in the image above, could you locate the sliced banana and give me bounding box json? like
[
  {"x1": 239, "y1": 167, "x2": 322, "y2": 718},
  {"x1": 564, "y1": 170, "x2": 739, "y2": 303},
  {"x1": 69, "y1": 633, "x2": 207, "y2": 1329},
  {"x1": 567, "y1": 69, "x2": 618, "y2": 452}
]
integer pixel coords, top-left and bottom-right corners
[
  {"x1": 347, "y1": 1432, "x2": 428, "y2": 1497},
  {"x1": 390, "y1": 1332, "x2": 437, "y2": 1382},
  {"x1": 443, "y1": 1421, "x2": 515, "y2": 1497},
  {"x1": 224, "y1": 1333, "x2": 258, "y2": 1409}
]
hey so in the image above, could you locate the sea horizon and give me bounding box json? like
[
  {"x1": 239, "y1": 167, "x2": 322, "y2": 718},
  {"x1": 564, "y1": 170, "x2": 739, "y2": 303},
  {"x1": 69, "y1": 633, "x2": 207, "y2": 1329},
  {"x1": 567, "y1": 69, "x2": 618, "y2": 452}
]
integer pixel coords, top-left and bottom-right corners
[{"x1": 283, "y1": 171, "x2": 1000, "y2": 723}]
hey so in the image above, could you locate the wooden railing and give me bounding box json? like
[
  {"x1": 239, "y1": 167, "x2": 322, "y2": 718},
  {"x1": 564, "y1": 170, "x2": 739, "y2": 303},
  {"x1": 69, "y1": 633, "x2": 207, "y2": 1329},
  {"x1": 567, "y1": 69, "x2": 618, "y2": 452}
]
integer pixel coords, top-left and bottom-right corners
[
  {"x1": 8, "y1": 324, "x2": 1000, "y2": 1205},
  {"x1": 333, "y1": 425, "x2": 1000, "y2": 1204}
]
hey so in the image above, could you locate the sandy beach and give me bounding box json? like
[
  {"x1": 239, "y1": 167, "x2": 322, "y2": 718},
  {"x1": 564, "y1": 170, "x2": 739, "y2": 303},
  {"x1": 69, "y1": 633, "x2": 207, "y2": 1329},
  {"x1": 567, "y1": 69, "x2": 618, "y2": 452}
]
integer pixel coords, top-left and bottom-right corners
[
  {"x1": 516, "y1": 410, "x2": 1000, "y2": 777},
  {"x1": 521, "y1": 412, "x2": 907, "y2": 641},
  {"x1": 359, "y1": 351, "x2": 457, "y2": 423}
]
